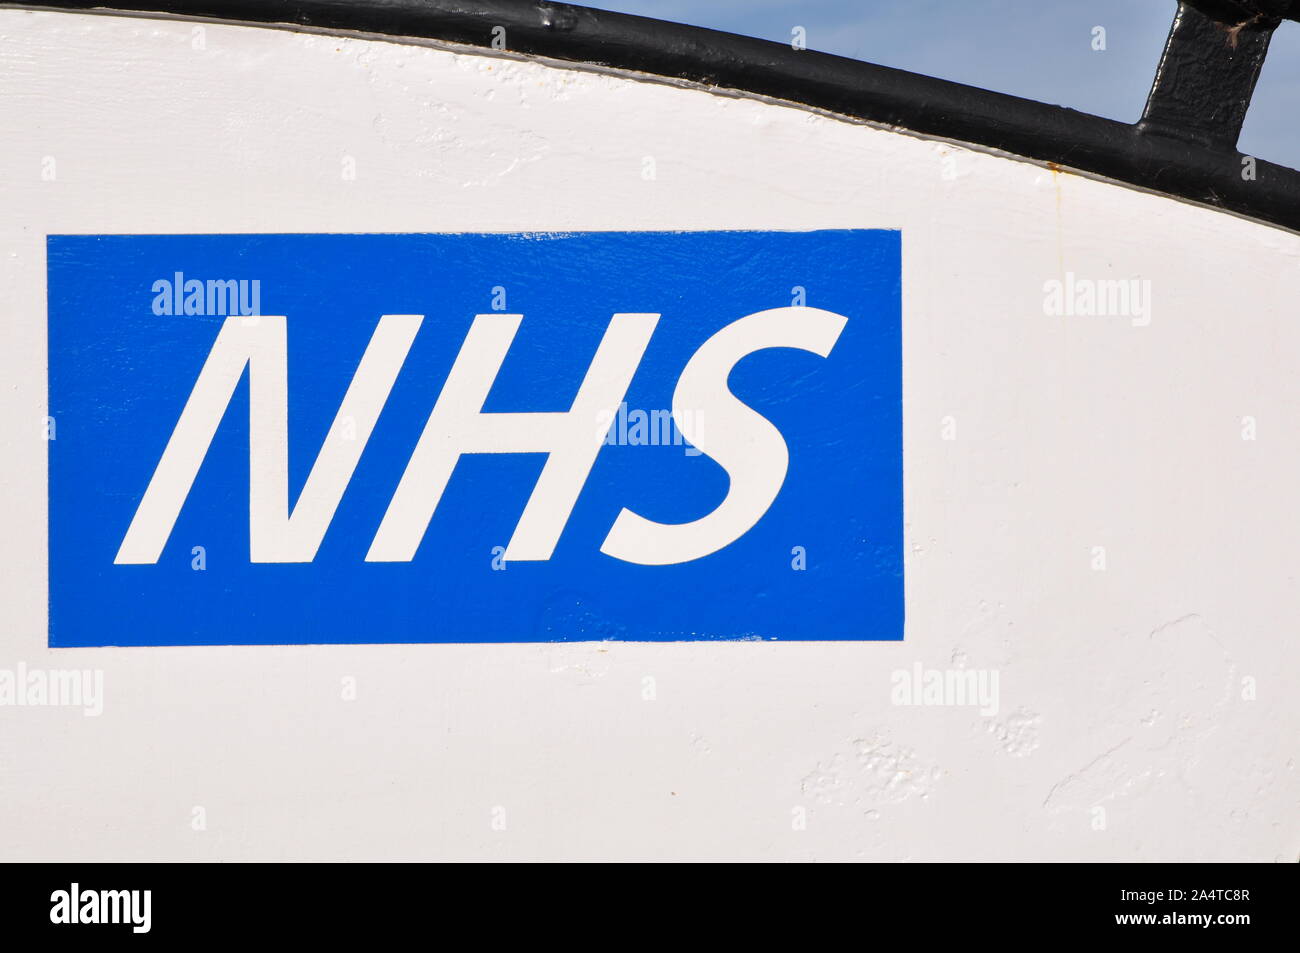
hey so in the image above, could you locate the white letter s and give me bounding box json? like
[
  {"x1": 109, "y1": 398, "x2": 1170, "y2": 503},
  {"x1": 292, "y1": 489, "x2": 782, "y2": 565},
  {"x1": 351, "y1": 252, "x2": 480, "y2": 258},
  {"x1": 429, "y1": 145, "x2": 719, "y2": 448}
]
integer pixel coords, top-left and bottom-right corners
[{"x1": 600, "y1": 306, "x2": 846, "y2": 565}]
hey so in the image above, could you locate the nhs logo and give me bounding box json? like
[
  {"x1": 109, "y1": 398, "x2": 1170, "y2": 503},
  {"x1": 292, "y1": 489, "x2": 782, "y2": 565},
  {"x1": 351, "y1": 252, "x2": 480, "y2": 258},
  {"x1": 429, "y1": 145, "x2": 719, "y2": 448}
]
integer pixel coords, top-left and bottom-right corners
[{"x1": 47, "y1": 231, "x2": 901, "y2": 645}]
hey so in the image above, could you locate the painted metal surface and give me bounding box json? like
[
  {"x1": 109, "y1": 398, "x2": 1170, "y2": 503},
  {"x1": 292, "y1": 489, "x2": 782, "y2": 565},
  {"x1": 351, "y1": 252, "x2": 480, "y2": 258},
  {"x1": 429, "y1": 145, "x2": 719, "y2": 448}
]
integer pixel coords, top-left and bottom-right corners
[
  {"x1": 1, "y1": 10, "x2": 1297, "y2": 860},
  {"x1": 21, "y1": 0, "x2": 1300, "y2": 232}
]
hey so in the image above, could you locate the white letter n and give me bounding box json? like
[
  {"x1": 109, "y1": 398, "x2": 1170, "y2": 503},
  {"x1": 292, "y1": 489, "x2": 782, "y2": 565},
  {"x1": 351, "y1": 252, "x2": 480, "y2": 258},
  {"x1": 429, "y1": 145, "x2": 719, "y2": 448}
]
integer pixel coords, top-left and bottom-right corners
[{"x1": 114, "y1": 314, "x2": 422, "y2": 564}]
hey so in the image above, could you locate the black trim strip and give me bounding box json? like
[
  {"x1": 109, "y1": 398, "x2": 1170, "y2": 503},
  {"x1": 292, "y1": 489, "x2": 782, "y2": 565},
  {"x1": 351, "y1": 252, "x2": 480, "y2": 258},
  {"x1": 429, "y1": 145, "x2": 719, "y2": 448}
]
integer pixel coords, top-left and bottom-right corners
[{"x1": 14, "y1": 0, "x2": 1300, "y2": 233}]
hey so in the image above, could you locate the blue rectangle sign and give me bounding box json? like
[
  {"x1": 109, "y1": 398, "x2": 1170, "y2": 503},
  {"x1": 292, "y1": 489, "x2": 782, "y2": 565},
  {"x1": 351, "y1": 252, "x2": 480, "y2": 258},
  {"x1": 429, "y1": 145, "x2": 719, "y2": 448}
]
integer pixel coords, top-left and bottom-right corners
[{"x1": 48, "y1": 230, "x2": 901, "y2": 645}]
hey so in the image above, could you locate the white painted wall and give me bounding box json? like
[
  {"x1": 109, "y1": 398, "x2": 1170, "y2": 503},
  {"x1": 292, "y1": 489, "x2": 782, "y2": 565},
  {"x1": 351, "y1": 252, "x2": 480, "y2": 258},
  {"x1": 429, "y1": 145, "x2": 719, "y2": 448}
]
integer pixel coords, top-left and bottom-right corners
[{"x1": 0, "y1": 9, "x2": 1295, "y2": 861}]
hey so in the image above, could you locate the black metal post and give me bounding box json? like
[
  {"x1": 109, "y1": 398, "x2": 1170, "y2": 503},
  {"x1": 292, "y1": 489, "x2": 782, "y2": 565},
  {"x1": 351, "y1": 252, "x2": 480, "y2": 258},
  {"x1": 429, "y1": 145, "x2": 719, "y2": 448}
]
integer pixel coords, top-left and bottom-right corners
[{"x1": 1139, "y1": 1, "x2": 1285, "y2": 151}]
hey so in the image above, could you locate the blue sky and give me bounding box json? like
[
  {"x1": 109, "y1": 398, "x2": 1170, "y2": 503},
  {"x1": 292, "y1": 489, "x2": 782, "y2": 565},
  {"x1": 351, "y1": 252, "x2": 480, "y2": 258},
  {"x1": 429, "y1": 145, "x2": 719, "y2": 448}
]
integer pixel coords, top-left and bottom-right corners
[{"x1": 591, "y1": 0, "x2": 1300, "y2": 169}]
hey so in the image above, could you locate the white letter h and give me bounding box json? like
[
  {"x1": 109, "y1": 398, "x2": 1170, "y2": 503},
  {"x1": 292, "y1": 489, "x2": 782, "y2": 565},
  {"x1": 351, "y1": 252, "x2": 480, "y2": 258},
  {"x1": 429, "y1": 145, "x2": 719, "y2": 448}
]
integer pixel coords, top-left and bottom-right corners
[{"x1": 366, "y1": 312, "x2": 658, "y2": 562}]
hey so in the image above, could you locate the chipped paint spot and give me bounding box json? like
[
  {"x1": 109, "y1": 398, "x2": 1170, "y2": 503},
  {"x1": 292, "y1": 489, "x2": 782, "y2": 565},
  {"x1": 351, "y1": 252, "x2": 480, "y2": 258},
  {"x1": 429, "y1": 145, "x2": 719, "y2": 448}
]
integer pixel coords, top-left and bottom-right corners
[
  {"x1": 987, "y1": 708, "x2": 1041, "y2": 758},
  {"x1": 802, "y1": 734, "x2": 942, "y2": 810}
]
